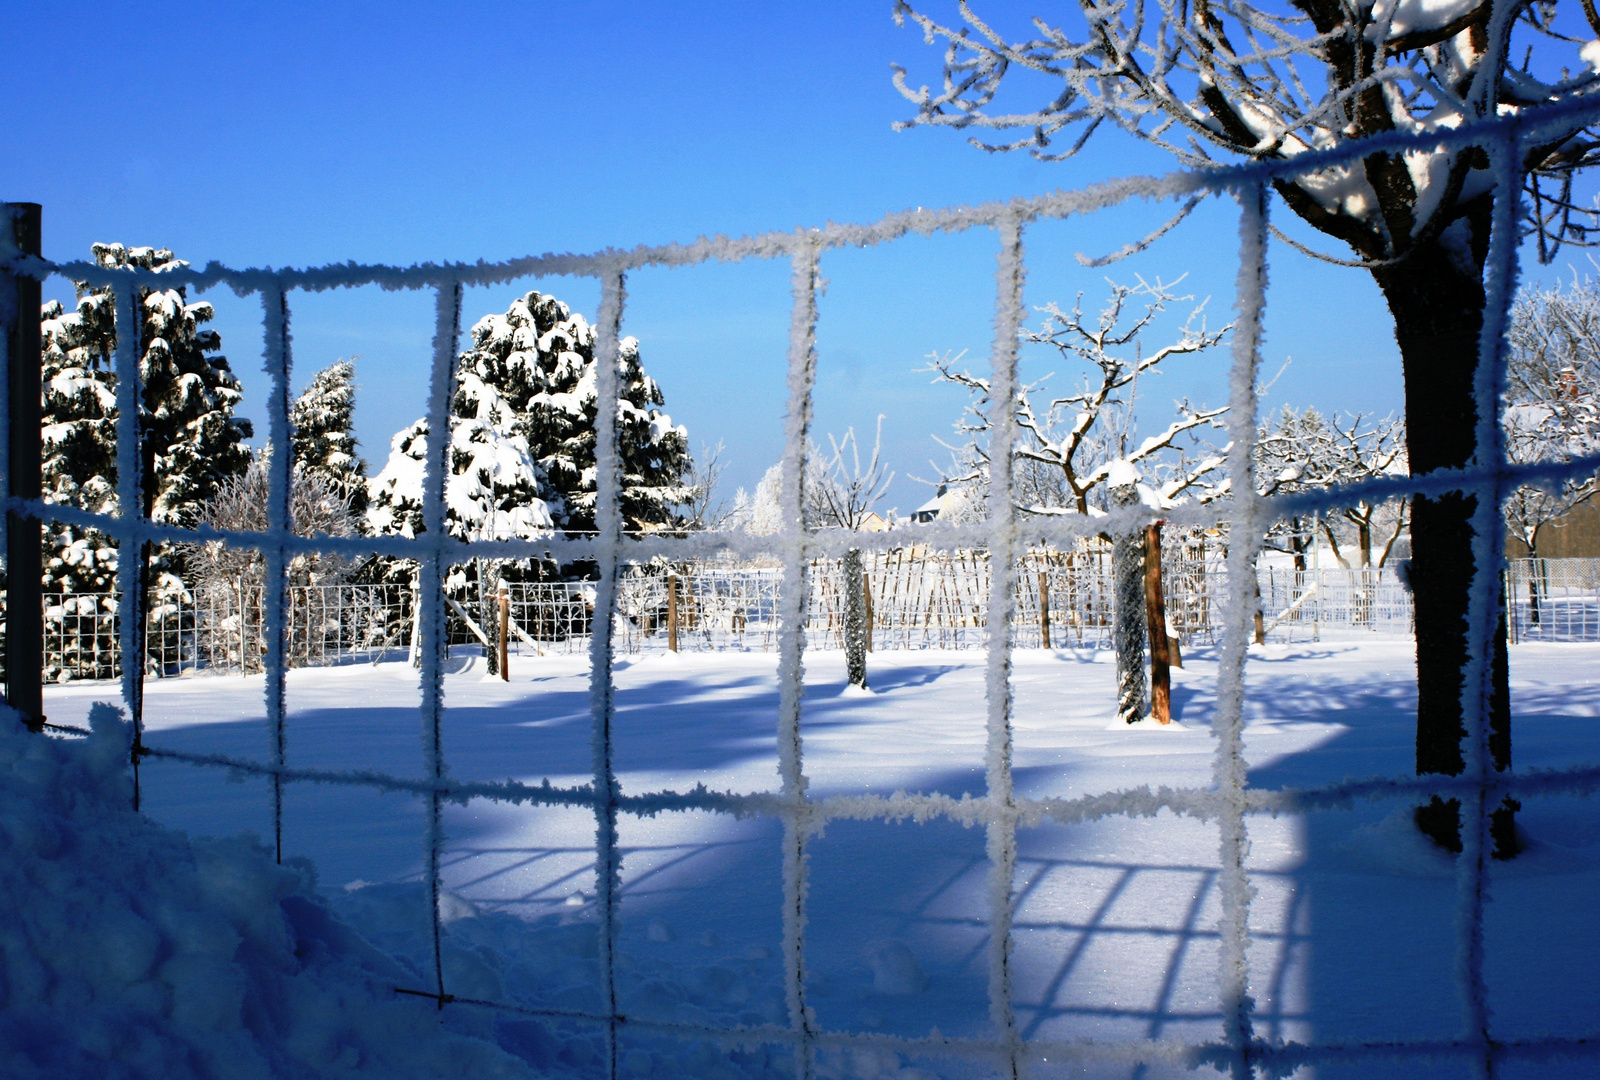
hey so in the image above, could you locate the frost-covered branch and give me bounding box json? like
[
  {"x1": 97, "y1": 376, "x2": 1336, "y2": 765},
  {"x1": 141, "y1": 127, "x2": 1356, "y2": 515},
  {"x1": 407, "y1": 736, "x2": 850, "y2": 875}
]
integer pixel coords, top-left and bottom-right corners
[
  {"x1": 893, "y1": 0, "x2": 1600, "y2": 263},
  {"x1": 927, "y1": 279, "x2": 1230, "y2": 518},
  {"x1": 1503, "y1": 278, "x2": 1600, "y2": 553}
]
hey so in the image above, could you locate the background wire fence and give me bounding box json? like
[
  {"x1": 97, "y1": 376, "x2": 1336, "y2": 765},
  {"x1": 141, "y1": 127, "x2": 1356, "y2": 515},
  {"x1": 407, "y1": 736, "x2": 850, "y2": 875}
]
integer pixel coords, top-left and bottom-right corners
[
  {"x1": 33, "y1": 552, "x2": 1474, "y2": 679},
  {"x1": 1506, "y1": 557, "x2": 1600, "y2": 643}
]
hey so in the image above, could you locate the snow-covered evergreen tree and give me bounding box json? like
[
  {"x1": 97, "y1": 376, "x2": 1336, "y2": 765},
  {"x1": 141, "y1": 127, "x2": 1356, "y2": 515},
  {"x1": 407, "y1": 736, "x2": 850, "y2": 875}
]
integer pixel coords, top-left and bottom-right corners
[
  {"x1": 92, "y1": 244, "x2": 255, "y2": 531},
  {"x1": 36, "y1": 244, "x2": 254, "y2": 591},
  {"x1": 365, "y1": 380, "x2": 555, "y2": 667},
  {"x1": 39, "y1": 293, "x2": 119, "y2": 597},
  {"x1": 290, "y1": 359, "x2": 368, "y2": 522},
  {"x1": 364, "y1": 387, "x2": 553, "y2": 544},
  {"x1": 461, "y1": 291, "x2": 692, "y2": 534}
]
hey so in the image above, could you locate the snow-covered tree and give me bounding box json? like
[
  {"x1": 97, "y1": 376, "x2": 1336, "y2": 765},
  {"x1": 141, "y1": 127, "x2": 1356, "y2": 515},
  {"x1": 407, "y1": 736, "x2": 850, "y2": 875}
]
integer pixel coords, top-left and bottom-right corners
[
  {"x1": 809, "y1": 420, "x2": 896, "y2": 531},
  {"x1": 1257, "y1": 407, "x2": 1410, "y2": 569},
  {"x1": 1502, "y1": 281, "x2": 1600, "y2": 558},
  {"x1": 728, "y1": 463, "x2": 787, "y2": 536},
  {"x1": 891, "y1": 0, "x2": 1591, "y2": 852},
  {"x1": 930, "y1": 279, "x2": 1227, "y2": 723},
  {"x1": 39, "y1": 293, "x2": 119, "y2": 597},
  {"x1": 928, "y1": 279, "x2": 1229, "y2": 517},
  {"x1": 81, "y1": 245, "x2": 255, "y2": 532},
  {"x1": 35, "y1": 244, "x2": 253, "y2": 592},
  {"x1": 808, "y1": 420, "x2": 895, "y2": 688},
  {"x1": 291, "y1": 360, "x2": 368, "y2": 522},
  {"x1": 364, "y1": 408, "x2": 552, "y2": 545},
  {"x1": 458, "y1": 291, "x2": 693, "y2": 535}
]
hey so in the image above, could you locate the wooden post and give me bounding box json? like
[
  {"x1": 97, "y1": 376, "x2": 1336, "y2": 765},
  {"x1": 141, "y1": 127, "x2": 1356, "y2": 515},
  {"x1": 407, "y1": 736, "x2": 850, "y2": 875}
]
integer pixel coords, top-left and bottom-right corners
[
  {"x1": 3, "y1": 204, "x2": 43, "y2": 728},
  {"x1": 498, "y1": 590, "x2": 509, "y2": 681},
  {"x1": 863, "y1": 569, "x2": 873, "y2": 653},
  {"x1": 667, "y1": 571, "x2": 678, "y2": 652},
  {"x1": 1038, "y1": 570, "x2": 1052, "y2": 649},
  {"x1": 1144, "y1": 523, "x2": 1172, "y2": 725}
]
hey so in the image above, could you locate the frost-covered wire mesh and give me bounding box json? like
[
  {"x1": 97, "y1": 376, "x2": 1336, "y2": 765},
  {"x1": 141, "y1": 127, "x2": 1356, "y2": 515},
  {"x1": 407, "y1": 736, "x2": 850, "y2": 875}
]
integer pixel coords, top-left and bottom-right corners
[{"x1": 9, "y1": 106, "x2": 1600, "y2": 1079}]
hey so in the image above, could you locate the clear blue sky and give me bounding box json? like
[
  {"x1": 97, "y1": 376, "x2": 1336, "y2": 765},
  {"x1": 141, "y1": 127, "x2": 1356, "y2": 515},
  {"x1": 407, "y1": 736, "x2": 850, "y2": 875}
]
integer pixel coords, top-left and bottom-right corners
[{"x1": 5, "y1": 0, "x2": 1551, "y2": 513}]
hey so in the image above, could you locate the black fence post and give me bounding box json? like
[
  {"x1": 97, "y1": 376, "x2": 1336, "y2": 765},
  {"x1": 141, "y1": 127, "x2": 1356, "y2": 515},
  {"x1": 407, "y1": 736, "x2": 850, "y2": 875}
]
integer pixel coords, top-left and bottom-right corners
[{"x1": 2, "y1": 203, "x2": 43, "y2": 728}]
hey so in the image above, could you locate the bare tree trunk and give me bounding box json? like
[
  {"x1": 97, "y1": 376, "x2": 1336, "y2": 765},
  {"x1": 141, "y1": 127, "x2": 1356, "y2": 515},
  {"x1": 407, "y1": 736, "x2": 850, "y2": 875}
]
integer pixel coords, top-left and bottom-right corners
[
  {"x1": 844, "y1": 547, "x2": 868, "y2": 689},
  {"x1": 1373, "y1": 234, "x2": 1517, "y2": 858},
  {"x1": 1111, "y1": 483, "x2": 1148, "y2": 723}
]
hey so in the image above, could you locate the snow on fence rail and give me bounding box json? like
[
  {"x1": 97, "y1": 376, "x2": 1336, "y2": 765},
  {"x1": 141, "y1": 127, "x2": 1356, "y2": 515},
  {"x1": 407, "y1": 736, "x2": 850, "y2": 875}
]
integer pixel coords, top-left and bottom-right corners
[
  {"x1": 36, "y1": 554, "x2": 1445, "y2": 680},
  {"x1": 8, "y1": 106, "x2": 1600, "y2": 1079}
]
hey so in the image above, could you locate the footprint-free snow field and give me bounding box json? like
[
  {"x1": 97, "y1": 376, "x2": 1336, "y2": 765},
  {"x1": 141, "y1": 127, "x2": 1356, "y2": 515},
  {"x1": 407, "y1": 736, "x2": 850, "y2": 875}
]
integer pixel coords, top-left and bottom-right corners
[{"x1": 39, "y1": 640, "x2": 1600, "y2": 1079}]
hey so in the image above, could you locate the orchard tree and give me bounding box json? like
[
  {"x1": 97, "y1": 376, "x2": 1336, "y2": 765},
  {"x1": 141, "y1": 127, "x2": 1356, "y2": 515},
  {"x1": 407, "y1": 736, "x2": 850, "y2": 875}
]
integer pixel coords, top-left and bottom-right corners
[
  {"x1": 1502, "y1": 280, "x2": 1600, "y2": 559},
  {"x1": 1257, "y1": 406, "x2": 1410, "y2": 569},
  {"x1": 927, "y1": 278, "x2": 1230, "y2": 516},
  {"x1": 931, "y1": 279, "x2": 1227, "y2": 722},
  {"x1": 809, "y1": 420, "x2": 896, "y2": 690},
  {"x1": 889, "y1": 0, "x2": 1600, "y2": 854},
  {"x1": 291, "y1": 360, "x2": 368, "y2": 522}
]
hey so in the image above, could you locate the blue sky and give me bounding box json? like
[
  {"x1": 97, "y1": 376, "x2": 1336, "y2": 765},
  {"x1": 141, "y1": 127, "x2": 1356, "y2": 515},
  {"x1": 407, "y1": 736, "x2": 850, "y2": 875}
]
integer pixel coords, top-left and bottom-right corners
[{"x1": 3, "y1": 1, "x2": 1568, "y2": 513}]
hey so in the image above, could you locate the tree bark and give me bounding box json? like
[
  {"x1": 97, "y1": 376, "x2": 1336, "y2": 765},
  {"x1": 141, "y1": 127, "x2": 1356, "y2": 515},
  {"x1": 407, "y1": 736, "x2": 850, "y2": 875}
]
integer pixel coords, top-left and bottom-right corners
[
  {"x1": 1371, "y1": 233, "x2": 1517, "y2": 858},
  {"x1": 843, "y1": 548, "x2": 868, "y2": 688},
  {"x1": 1144, "y1": 524, "x2": 1172, "y2": 725},
  {"x1": 1111, "y1": 483, "x2": 1148, "y2": 723}
]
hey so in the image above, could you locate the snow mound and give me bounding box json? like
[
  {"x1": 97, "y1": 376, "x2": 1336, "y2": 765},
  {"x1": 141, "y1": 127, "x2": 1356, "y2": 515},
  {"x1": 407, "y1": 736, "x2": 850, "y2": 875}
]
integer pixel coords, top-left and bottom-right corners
[{"x1": 0, "y1": 702, "x2": 535, "y2": 1079}]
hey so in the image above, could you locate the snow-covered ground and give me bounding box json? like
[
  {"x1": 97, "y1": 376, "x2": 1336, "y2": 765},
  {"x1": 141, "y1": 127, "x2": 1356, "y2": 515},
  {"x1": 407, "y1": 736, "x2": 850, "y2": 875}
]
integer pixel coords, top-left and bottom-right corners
[{"x1": 32, "y1": 638, "x2": 1600, "y2": 1079}]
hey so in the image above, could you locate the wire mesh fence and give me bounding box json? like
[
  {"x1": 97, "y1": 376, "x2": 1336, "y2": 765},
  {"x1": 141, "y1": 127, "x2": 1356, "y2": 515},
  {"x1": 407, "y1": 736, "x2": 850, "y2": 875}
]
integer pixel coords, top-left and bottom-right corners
[
  {"x1": 30, "y1": 551, "x2": 1471, "y2": 680},
  {"x1": 9, "y1": 102, "x2": 1600, "y2": 1079},
  {"x1": 1506, "y1": 556, "x2": 1600, "y2": 643}
]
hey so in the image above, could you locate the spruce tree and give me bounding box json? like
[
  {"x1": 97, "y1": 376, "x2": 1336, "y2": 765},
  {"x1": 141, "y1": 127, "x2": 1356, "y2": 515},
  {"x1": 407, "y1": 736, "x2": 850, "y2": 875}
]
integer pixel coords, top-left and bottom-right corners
[
  {"x1": 89, "y1": 244, "x2": 255, "y2": 532},
  {"x1": 291, "y1": 359, "x2": 368, "y2": 521},
  {"x1": 39, "y1": 293, "x2": 119, "y2": 597},
  {"x1": 34, "y1": 244, "x2": 253, "y2": 676},
  {"x1": 363, "y1": 375, "x2": 552, "y2": 545},
  {"x1": 460, "y1": 291, "x2": 692, "y2": 535}
]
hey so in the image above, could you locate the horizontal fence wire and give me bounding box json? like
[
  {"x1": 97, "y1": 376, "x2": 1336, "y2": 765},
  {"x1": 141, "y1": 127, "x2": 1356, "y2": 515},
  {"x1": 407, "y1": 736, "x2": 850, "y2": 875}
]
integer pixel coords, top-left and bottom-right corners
[{"x1": 7, "y1": 106, "x2": 1600, "y2": 1077}]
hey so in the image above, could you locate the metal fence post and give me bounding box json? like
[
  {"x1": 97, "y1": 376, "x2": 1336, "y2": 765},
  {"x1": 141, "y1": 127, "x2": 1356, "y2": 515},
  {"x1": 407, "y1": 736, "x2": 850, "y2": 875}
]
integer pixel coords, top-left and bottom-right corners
[{"x1": 3, "y1": 203, "x2": 42, "y2": 728}]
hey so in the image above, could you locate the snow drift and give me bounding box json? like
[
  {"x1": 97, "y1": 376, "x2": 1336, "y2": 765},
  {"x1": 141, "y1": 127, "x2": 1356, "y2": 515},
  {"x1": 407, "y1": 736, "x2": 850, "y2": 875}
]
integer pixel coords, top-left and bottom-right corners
[{"x1": 0, "y1": 701, "x2": 535, "y2": 1080}]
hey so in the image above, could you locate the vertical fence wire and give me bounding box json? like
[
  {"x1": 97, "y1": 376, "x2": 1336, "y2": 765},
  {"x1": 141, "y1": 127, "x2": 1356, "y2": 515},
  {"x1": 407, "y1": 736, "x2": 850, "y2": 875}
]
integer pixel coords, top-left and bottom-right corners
[
  {"x1": 112, "y1": 278, "x2": 145, "y2": 803},
  {"x1": 1457, "y1": 123, "x2": 1526, "y2": 1080},
  {"x1": 588, "y1": 267, "x2": 628, "y2": 1080},
  {"x1": 1217, "y1": 181, "x2": 1269, "y2": 1079},
  {"x1": 420, "y1": 277, "x2": 462, "y2": 1006},
  {"x1": 983, "y1": 210, "x2": 1025, "y2": 1078},
  {"x1": 261, "y1": 281, "x2": 293, "y2": 864},
  {"x1": 779, "y1": 236, "x2": 822, "y2": 1080}
]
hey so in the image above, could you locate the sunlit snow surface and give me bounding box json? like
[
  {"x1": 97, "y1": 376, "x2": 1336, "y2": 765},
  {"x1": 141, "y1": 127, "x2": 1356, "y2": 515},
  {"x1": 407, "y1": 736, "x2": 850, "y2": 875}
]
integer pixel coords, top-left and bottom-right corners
[{"x1": 39, "y1": 641, "x2": 1600, "y2": 1080}]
